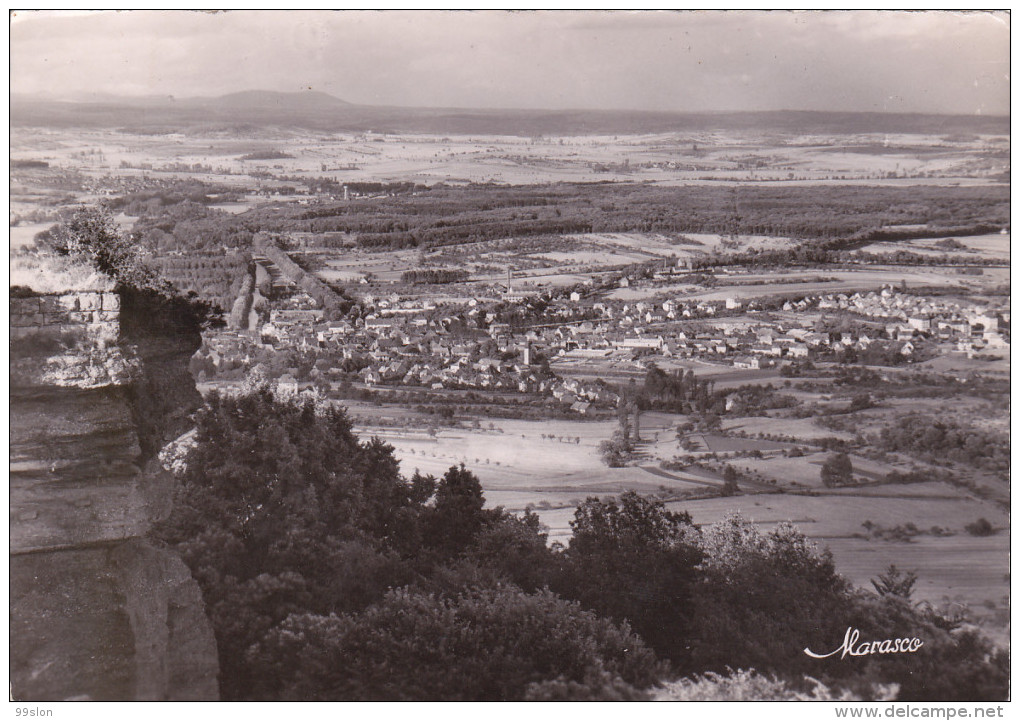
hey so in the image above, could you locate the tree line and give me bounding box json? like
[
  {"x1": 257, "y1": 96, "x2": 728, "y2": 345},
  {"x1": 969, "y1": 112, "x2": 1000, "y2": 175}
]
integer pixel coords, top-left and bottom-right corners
[
  {"x1": 875, "y1": 414, "x2": 1009, "y2": 476},
  {"x1": 121, "y1": 181, "x2": 1009, "y2": 257},
  {"x1": 400, "y1": 268, "x2": 470, "y2": 284}
]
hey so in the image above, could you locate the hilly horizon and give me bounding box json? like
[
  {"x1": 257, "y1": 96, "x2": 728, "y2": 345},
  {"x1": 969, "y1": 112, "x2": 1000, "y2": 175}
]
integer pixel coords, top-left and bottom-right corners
[{"x1": 10, "y1": 89, "x2": 1011, "y2": 137}]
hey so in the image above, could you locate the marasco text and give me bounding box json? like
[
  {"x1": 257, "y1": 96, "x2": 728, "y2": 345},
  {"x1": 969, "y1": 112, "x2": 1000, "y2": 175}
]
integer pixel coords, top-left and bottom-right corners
[{"x1": 804, "y1": 627, "x2": 923, "y2": 659}]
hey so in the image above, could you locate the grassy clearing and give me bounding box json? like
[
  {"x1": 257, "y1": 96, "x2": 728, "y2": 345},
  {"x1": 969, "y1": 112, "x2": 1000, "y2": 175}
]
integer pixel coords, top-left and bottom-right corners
[
  {"x1": 694, "y1": 433, "x2": 795, "y2": 453},
  {"x1": 825, "y1": 535, "x2": 1010, "y2": 645},
  {"x1": 722, "y1": 415, "x2": 856, "y2": 441},
  {"x1": 529, "y1": 476, "x2": 1009, "y2": 640},
  {"x1": 859, "y1": 233, "x2": 1009, "y2": 262}
]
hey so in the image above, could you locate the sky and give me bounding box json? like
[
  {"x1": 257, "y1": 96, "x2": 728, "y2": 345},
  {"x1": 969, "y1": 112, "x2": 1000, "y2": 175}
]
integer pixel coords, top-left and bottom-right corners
[{"x1": 9, "y1": 10, "x2": 1011, "y2": 115}]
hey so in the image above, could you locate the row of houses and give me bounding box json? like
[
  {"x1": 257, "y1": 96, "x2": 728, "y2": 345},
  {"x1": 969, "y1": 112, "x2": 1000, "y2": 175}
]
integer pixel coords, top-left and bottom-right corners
[{"x1": 794, "y1": 288, "x2": 1009, "y2": 340}]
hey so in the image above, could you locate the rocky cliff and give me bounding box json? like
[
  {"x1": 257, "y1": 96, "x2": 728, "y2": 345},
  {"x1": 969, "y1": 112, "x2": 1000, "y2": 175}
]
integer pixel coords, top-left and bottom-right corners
[{"x1": 10, "y1": 286, "x2": 219, "y2": 700}]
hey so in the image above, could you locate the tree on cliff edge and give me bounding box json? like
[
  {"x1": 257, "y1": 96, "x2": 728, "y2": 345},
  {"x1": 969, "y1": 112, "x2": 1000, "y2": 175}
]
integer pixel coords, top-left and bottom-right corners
[
  {"x1": 46, "y1": 204, "x2": 162, "y2": 290},
  {"x1": 44, "y1": 203, "x2": 219, "y2": 329}
]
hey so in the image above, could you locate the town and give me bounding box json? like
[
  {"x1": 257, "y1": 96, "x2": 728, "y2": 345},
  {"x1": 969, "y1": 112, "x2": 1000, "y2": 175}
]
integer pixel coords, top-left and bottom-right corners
[{"x1": 196, "y1": 242, "x2": 1010, "y2": 408}]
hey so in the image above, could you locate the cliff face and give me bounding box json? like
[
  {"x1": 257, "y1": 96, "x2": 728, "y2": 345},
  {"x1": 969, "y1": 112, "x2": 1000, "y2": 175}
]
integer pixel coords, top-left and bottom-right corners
[{"x1": 10, "y1": 288, "x2": 219, "y2": 700}]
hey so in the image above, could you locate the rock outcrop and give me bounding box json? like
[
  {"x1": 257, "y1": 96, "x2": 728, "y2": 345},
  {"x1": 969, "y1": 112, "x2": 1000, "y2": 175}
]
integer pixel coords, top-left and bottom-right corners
[{"x1": 10, "y1": 286, "x2": 219, "y2": 700}]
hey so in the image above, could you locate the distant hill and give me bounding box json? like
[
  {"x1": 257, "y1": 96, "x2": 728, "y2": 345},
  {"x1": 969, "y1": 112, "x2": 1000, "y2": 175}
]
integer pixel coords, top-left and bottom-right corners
[
  {"x1": 189, "y1": 89, "x2": 354, "y2": 112},
  {"x1": 10, "y1": 90, "x2": 1011, "y2": 137}
]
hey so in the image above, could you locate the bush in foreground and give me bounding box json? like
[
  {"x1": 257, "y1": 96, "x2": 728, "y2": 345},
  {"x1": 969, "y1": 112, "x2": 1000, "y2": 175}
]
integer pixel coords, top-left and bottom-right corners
[
  {"x1": 247, "y1": 587, "x2": 662, "y2": 701},
  {"x1": 654, "y1": 669, "x2": 898, "y2": 702},
  {"x1": 160, "y1": 387, "x2": 1010, "y2": 702}
]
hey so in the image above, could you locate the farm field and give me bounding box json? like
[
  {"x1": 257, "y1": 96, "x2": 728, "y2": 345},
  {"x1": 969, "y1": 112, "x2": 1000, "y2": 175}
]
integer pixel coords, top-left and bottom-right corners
[
  {"x1": 533, "y1": 481, "x2": 1007, "y2": 543},
  {"x1": 675, "y1": 487, "x2": 1008, "y2": 539},
  {"x1": 9, "y1": 221, "x2": 53, "y2": 249},
  {"x1": 339, "y1": 406, "x2": 813, "y2": 517},
  {"x1": 858, "y1": 232, "x2": 1010, "y2": 262},
  {"x1": 308, "y1": 231, "x2": 686, "y2": 291},
  {"x1": 11, "y1": 126, "x2": 1009, "y2": 188},
  {"x1": 612, "y1": 267, "x2": 1009, "y2": 303},
  {"x1": 533, "y1": 484, "x2": 1009, "y2": 641},
  {"x1": 824, "y1": 535, "x2": 1010, "y2": 645},
  {"x1": 915, "y1": 350, "x2": 1010, "y2": 377},
  {"x1": 727, "y1": 451, "x2": 895, "y2": 488},
  {"x1": 679, "y1": 232, "x2": 799, "y2": 252},
  {"x1": 358, "y1": 415, "x2": 724, "y2": 506},
  {"x1": 721, "y1": 415, "x2": 856, "y2": 441}
]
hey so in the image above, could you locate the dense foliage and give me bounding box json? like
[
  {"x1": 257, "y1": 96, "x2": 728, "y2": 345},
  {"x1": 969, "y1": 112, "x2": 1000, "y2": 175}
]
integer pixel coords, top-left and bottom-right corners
[
  {"x1": 400, "y1": 268, "x2": 470, "y2": 284},
  {"x1": 124, "y1": 182, "x2": 1008, "y2": 257},
  {"x1": 248, "y1": 587, "x2": 661, "y2": 701},
  {"x1": 821, "y1": 452, "x2": 855, "y2": 487},
  {"x1": 640, "y1": 364, "x2": 715, "y2": 413},
  {"x1": 44, "y1": 203, "x2": 167, "y2": 291},
  {"x1": 554, "y1": 493, "x2": 702, "y2": 665},
  {"x1": 278, "y1": 183, "x2": 1009, "y2": 250},
  {"x1": 152, "y1": 253, "x2": 249, "y2": 313},
  {"x1": 158, "y1": 388, "x2": 1009, "y2": 701},
  {"x1": 156, "y1": 387, "x2": 644, "y2": 700},
  {"x1": 876, "y1": 414, "x2": 1010, "y2": 475}
]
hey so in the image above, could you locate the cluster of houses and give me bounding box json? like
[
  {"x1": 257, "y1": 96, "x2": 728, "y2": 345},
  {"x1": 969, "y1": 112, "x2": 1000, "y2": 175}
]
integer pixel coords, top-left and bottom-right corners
[
  {"x1": 789, "y1": 288, "x2": 1010, "y2": 356},
  {"x1": 477, "y1": 293, "x2": 897, "y2": 369},
  {"x1": 199, "y1": 291, "x2": 620, "y2": 412},
  {"x1": 198, "y1": 276, "x2": 1010, "y2": 408},
  {"x1": 474, "y1": 285, "x2": 1010, "y2": 369}
]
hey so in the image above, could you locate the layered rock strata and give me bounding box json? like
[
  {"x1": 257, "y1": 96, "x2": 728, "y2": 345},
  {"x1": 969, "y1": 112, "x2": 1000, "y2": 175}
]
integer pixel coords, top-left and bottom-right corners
[{"x1": 10, "y1": 287, "x2": 219, "y2": 700}]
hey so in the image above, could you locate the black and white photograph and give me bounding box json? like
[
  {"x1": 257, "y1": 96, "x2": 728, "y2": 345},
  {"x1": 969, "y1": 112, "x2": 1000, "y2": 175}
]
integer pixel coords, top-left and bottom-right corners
[{"x1": 9, "y1": 9, "x2": 1011, "y2": 709}]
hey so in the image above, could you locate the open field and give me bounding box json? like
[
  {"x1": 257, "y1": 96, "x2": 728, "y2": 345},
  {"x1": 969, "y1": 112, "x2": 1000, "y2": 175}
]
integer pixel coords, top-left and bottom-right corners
[
  {"x1": 611, "y1": 266, "x2": 1009, "y2": 302},
  {"x1": 11, "y1": 125, "x2": 1009, "y2": 189},
  {"x1": 859, "y1": 233, "x2": 1010, "y2": 262},
  {"x1": 309, "y1": 231, "x2": 682, "y2": 291},
  {"x1": 9, "y1": 221, "x2": 53, "y2": 249},
  {"x1": 533, "y1": 483, "x2": 1008, "y2": 541},
  {"x1": 307, "y1": 230, "x2": 1009, "y2": 300},
  {"x1": 353, "y1": 414, "x2": 727, "y2": 511},
  {"x1": 722, "y1": 415, "x2": 856, "y2": 441},
  {"x1": 532, "y1": 484, "x2": 1009, "y2": 640},
  {"x1": 534, "y1": 480, "x2": 1007, "y2": 544},
  {"x1": 727, "y1": 451, "x2": 895, "y2": 489},
  {"x1": 825, "y1": 535, "x2": 1010, "y2": 645},
  {"x1": 915, "y1": 350, "x2": 1010, "y2": 376}
]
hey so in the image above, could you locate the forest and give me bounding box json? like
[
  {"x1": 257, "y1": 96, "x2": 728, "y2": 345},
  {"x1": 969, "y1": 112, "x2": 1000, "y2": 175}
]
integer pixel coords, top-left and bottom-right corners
[
  {"x1": 400, "y1": 268, "x2": 470, "y2": 284},
  {"x1": 81, "y1": 178, "x2": 1009, "y2": 308},
  {"x1": 153, "y1": 253, "x2": 249, "y2": 313},
  {"x1": 874, "y1": 415, "x2": 1010, "y2": 477},
  {"x1": 123, "y1": 182, "x2": 1009, "y2": 259},
  {"x1": 108, "y1": 180, "x2": 245, "y2": 215},
  {"x1": 154, "y1": 386, "x2": 1008, "y2": 702},
  {"x1": 266, "y1": 183, "x2": 1010, "y2": 250}
]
